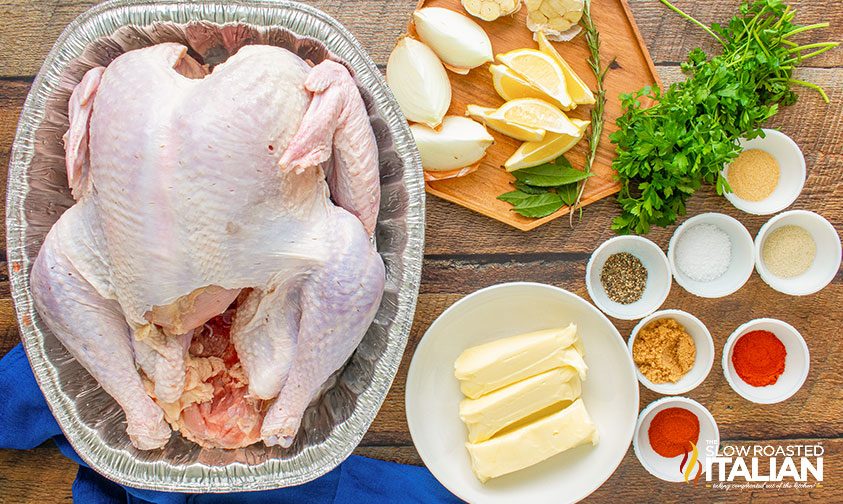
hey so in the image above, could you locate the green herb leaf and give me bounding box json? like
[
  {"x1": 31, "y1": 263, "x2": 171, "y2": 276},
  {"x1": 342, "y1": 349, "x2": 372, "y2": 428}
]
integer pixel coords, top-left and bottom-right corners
[
  {"x1": 510, "y1": 193, "x2": 565, "y2": 218},
  {"x1": 557, "y1": 182, "x2": 580, "y2": 206},
  {"x1": 513, "y1": 181, "x2": 549, "y2": 195},
  {"x1": 497, "y1": 190, "x2": 536, "y2": 205},
  {"x1": 511, "y1": 157, "x2": 592, "y2": 187}
]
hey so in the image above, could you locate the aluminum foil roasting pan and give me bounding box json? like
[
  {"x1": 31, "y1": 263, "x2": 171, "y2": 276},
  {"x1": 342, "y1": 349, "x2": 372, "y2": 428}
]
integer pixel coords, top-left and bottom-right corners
[{"x1": 6, "y1": 0, "x2": 424, "y2": 492}]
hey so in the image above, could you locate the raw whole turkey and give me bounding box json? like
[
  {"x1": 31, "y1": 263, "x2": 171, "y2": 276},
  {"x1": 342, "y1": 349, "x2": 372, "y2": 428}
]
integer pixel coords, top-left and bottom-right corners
[{"x1": 30, "y1": 43, "x2": 385, "y2": 450}]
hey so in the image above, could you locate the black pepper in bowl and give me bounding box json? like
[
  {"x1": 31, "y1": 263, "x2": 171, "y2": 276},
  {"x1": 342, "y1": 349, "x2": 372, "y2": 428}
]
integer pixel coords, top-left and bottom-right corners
[{"x1": 600, "y1": 252, "x2": 648, "y2": 304}]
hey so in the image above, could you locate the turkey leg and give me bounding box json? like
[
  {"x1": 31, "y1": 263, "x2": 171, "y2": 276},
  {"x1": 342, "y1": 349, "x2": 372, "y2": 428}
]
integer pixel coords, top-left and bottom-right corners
[
  {"x1": 260, "y1": 212, "x2": 385, "y2": 447},
  {"x1": 30, "y1": 206, "x2": 171, "y2": 450}
]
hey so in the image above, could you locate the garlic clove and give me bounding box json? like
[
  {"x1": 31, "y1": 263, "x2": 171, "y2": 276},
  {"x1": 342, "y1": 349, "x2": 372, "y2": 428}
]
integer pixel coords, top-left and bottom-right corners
[
  {"x1": 413, "y1": 7, "x2": 494, "y2": 73},
  {"x1": 411, "y1": 116, "x2": 494, "y2": 172},
  {"x1": 387, "y1": 37, "x2": 451, "y2": 128}
]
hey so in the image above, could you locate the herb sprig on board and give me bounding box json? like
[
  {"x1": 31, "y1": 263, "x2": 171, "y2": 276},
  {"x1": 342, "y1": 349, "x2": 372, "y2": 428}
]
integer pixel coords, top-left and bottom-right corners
[
  {"x1": 570, "y1": 0, "x2": 610, "y2": 225},
  {"x1": 498, "y1": 156, "x2": 591, "y2": 218},
  {"x1": 611, "y1": 0, "x2": 838, "y2": 234}
]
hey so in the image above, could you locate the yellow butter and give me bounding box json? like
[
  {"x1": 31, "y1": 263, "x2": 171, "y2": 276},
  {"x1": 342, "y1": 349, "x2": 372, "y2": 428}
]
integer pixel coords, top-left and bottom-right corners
[
  {"x1": 465, "y1": 398, "x2": 599, "y2": 482},
  {"x1": 454, "y1": 324, "x2": 585, "y2": 399},
  {"x1": 459, "y1": 367, "x2": 581, "y2": 443}
]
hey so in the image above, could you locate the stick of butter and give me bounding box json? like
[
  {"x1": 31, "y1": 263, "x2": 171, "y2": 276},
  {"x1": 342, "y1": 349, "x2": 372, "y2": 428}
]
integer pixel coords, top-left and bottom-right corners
[
  {"x1": 454, "y1": 324, "x2": 585, "y2": 399},
  {"x1": 459, "y1": 367, "x2": 581, "y2": 443},
  {"x1": 465, "y1": 398, "x2": 599, "y2": 483}
]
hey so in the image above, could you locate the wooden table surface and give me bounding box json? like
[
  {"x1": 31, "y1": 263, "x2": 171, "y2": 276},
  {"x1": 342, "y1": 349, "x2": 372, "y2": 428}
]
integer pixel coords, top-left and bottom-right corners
[{"x1": 0, "y1": 0, "x2": 840, "y2": 502}]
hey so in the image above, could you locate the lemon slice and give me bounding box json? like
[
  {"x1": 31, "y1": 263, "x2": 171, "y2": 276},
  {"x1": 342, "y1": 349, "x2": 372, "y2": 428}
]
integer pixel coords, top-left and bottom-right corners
[
  {"x1": 489, "y1": 64, "x2": 566, "y2": 109},
  {"x1": 505, "y1": 118, "x2": 590, "y2": 171},
  {"x1": 496, "y1": 48, "x2": 574, "y2": 110},
  {"x1": 466, "y1": 104, "x2": 547, "y2": 142},
  {"x1": 492, "y1": 98, "x2": 581, "y2": 136},
  {"x1": 536, "y1": 31, "x2": 596, "y2": 105}
]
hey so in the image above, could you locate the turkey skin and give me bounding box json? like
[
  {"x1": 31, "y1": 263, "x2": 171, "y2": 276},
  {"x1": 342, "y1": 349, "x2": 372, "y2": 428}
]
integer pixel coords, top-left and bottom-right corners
[{"x1": 30, "y1": 43, "x2": 384, "y2": 450}]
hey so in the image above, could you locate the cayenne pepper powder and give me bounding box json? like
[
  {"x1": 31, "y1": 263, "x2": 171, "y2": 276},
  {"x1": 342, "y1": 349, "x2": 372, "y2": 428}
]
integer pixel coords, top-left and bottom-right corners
[
  {"x1": 647, "y1": 407, "x2": 700, "y2": 458},
  {"x1": 731, "y1": 330, "x2": 787, "y2": 386}
]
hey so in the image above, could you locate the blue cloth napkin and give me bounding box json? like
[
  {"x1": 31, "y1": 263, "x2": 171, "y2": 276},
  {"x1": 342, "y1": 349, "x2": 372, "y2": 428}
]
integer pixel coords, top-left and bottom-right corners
[{"x1": 0, "y1": 344, "x2": 460, "y2": 503}]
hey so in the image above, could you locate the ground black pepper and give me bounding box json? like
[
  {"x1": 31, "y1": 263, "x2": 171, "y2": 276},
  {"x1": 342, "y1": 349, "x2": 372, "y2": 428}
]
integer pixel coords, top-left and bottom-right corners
[{"x1": 600, "y1": 252, "x2": 647, "y2": 304}]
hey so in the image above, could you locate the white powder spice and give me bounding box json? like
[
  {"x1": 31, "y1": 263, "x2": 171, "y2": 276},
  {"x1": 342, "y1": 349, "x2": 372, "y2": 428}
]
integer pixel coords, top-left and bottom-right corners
[{"x1": 675, "y1": 223, "x2": 732, "y2": 282}]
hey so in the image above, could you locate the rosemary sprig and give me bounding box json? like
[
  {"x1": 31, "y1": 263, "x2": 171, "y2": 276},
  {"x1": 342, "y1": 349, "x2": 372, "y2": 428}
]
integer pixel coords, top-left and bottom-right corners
[{"x1": 570, "y1": 0, "x2": 612, "y2": 225}]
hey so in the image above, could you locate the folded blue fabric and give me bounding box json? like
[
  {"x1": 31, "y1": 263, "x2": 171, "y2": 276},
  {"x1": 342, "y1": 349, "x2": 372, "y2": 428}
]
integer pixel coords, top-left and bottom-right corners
[{"x1": 0, "y1": 344, "x2": 460, "y2": 503}]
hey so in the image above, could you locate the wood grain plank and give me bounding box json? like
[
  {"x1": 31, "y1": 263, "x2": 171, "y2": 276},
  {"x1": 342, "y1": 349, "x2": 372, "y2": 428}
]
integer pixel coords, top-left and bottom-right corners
[
  {"x1": 3, "y1": 437, "x2": 840, "y2": 503},
  {"x1": 630, "y1": 0, "x2": 843, "y2": 68},
  {"x1": 0, "y1": 0, "x2": 841, "y2": 502},
  {"x1": 0, "y1": 0, "x2": 839, "y2": 77},
  {"x1": 0, "y1": 444, "x2": 76, "y2": 503},
  {"x1": 0, "y1": 0, "x2": 417, "y2": 77}
]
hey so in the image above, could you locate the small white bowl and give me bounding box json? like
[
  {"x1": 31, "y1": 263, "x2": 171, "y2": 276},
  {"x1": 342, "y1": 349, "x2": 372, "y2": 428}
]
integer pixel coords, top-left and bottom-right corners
[
  {"x1": 722, "y1": 318, "x2": 810, "y2": 404},
  {"x1": 586, "y1": 236, "x2": 671, "y2": 320},
  {"x1": 633, "y1": 397, "x2": 720, "y2": 483},
  {"x1": 721, "y1": 129, "x2": 805, "y2": 215},
  {"x1": 668, "y1": 213, "x2": 754, "y2": 298},
  {"x1": 628, "y1": 310, "x2": 714, "y2": 395},
  {"x1": 754, "y1": 210, "x2": 841, "y2": 296}
]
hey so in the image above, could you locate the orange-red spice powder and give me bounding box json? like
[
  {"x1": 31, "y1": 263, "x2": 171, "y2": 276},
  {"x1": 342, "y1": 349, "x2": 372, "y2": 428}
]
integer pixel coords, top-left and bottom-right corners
[
  {"x1": 647, "y1": 407, "x2": 700, "y2": 458},
  {"x1": 731, "y1": 330, "x2": 786, "y2": 387}
]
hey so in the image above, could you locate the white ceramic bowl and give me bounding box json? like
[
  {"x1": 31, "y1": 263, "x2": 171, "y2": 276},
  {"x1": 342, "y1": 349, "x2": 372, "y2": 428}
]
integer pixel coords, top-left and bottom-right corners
[
  {"x1": 586, "y1": 236, "x2": 671, "y2": 320},
  {"x1": 754, "y1": 210, "x2": 841, "y2": 296},
  {"x1": 628, "y1": 310, "x2": 714, "y2": 395},
  {"x1": 633, "y1": 397, "x2": 720, "y2": 483},
  {"x1": 721, "y1": 129, "x2": 805, "y2": 215},
  {"x1": 722, "y1": 318, "x2": 810, "y2": 404},
  {"x1": 405, "y1": 282, "x2": 639, "y2": 504},
  {"x1": 668, "y1": 213, "x2": 755, "y2": 298}
]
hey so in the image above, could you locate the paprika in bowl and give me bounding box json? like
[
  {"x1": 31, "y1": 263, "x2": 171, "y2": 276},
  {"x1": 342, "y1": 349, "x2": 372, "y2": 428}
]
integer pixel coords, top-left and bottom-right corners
[
  {"x1": 723, "y1": 318, "x2": 810, "y2": 404},
  {"x1": 633, "y1": 397, "x2": 720, "y2": 483}
]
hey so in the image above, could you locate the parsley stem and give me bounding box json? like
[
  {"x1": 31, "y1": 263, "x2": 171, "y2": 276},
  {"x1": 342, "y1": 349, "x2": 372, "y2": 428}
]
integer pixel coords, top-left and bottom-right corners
[
  {"x1": 784, "y1": 23, "x2": 830, "y2": 38},
  {"x1": 787, "y1": 42, "x2": 839, "y2": 54},
  {"x1": 787, "y1": 43, "x2": 840, "y2": 62},
  {"x1": 657, "y1": 0, "x2": 725, "y2": 45},
  {"x1": 787, "y1": 79, "x2": 830, "y2": 103}
]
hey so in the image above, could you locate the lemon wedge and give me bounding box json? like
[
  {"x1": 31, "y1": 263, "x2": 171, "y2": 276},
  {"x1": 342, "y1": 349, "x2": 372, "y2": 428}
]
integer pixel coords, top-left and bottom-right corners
[
  {"x1": 489, "y1": 64, "x2": 565, "y2": 109},
  {"x1": 505, "y1": 118, "x2": 590, "y2": 171},
  {"x1": 536, "y1": 31, "x2": 596, "y2": 105},
  {"x1": 466, "y1": 104, "x2": 547, "y2": 142},
  {"x1": 496, "y1": 48, "x2": 574, "y2": 110},
  {"x1": 492, "y1": 98, "x2": 581, "y2": 136}
]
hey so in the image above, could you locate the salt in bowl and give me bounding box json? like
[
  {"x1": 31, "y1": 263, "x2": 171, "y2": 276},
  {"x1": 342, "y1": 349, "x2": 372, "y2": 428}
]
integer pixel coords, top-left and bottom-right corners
[{"x1": 668, "y1": 213, "x2": 754, "y2": 298}]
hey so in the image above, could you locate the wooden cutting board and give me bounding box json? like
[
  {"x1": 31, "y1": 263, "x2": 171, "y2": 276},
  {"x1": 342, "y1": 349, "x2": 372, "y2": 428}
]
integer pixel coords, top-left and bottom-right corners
[{"x1": 409, "y1": 0, "x2": 661, "y2": 231}]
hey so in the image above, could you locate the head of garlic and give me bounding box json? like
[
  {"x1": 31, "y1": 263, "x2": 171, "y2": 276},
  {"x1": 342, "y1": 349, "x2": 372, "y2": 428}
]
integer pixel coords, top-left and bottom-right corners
[
  {"x1": 525, "y1": 0, "x2": 584, "y2": 42},
  {"x1": 387, "y1": 37, "x2": 451, "y2": 128},
  {"x1": 413, "y1": 7, "x2": 494, "y2": 75},
  {"x1": 411, "y1": 116, "x2": 494, "y2": 173},
  {"x1": 461, "y1": 0, "x2": 521, "y2": 22}
]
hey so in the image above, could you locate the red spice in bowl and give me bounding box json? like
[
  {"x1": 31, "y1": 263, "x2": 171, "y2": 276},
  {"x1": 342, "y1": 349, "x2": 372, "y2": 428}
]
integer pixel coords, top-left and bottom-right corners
[
  {"x1": 731, "y1": 330, "x2": 786, "y2": 386},
  {"x1": 647, "y1": 407, "x2": 700, "y2": 458}
]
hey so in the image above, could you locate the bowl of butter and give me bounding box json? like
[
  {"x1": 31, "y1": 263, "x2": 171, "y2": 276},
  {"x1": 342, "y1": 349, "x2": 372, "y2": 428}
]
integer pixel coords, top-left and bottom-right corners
[{"x1": 405, "y1": 282, "x2": 639, "y2": 504}]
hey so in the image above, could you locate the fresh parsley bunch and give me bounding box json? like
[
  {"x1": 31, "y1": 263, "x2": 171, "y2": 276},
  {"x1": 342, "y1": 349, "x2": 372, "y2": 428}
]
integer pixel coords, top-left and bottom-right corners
[{"x1": 611, "y1": 0, "x2": 837, "y2": 234}]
